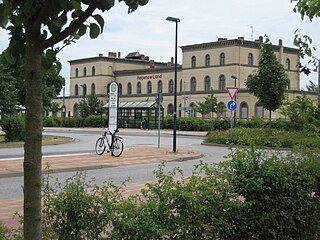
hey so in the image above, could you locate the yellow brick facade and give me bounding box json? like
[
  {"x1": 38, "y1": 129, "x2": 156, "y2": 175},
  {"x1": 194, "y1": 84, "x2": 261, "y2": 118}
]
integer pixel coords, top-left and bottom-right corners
[{"x1": 55, "y1": 37, "x2": 316, "y2": 120}]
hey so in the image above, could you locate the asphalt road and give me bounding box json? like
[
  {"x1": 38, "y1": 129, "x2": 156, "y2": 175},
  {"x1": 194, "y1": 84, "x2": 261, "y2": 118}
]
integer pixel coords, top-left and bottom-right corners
[{"x1": 0, "y1": 129, "x2": 231, "y2": 199}]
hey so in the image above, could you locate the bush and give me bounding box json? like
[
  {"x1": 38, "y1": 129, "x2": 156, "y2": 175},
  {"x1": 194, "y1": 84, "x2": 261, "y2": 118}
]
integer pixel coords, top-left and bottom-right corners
[
  {"x1": 220, "y1": 147, "x2": 320, "y2": 239},
  {"x1": 40, "y1": 151, "x2": 320, "y2": 239},
  {"x1": 0, "y1": 116, "x2": 25, "y2": 142},
  {"x1": 205, "y1": 128, "x2": 320, "y2": 149}
]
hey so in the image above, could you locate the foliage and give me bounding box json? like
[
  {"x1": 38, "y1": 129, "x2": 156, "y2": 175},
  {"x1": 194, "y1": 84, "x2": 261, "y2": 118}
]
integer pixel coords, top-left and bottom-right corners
[
  {"x1": 282, "y1": 93, "x2": 315, "y2": 129},
  {"x1": 35, "y1": 149, "x2": 320, "y2": 239},
  {"x1": 0, "y1": 56, "x2": 18, "y2": 117},
  {"x1": 292, "y1": 0, "x2": 320, "y2": 20},
  {"x1": 220, "y1": 147, "x2": 320, "y2": 239},
  {"x1": 0, "y1": 115, "x2": 25, "y2": 142},
  {"x1": 194, "y1": 89, "x2": 226, "y2": 121},
  {"x1": 205, "y1": 128, "x2": 320, "y2": 149},
  {"x1": 78, "y1": 93, "x2": 104, "y2": 119},
  {"x1": 245, "y1": 37, "x2": 290, "y2": 124}
]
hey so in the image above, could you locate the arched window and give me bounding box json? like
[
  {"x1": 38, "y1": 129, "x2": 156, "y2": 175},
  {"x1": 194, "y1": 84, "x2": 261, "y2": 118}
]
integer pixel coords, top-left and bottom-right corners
[
  {"x1": 118, "y1": 83, "x2": 122, "y2": 96},
  {"x1": 205, "y1": 54, "x2": 210, "y2": 67},
  {"x1": 82, "y1": 84, "x2": 87, "y2": 96},
  {"x1": 220, "y1": 52, "x2": 225, "y2": 65},
  {"x1": 240, "y1": 102, "x2": 249, "y2": 119},
  {"x1": 217, "y1": 102, "x2": 226, "y2": 119},
  {"x1": 219, "y1": 75, "x2": 226, "y2": 90},
  {"x1": 75, "y1": 84, "x2": 79, "y2": 96},
  {"x1": 137, "y1": 81, "x2": 142, "y2": 94},
  {"x1": 285, "y1": 58, "x2": 290, "y2": 70},
  {"x1": 204, "y1": 76, "x2": 211, "y2": 92},
  {"x1": 248, "y1": 53, "x2": 253, "y2": 66},
  {"x1": 191, "y1": 56, "x2": 196, "y2": 68},
  {"x1": 83, "y1": 67, "x2": 87, "y2": 76},
  {"x1": 255, "y1": 102, "x2": 264, "y2": 118},
  {"x1": 91, "y1": 83, "x2": 95, "y2": 94},
  {"x1": 190, "y1": 77, "x2": 197, "y2": 92},
  {"x1": 127, "y1": 82, "x2": 132, "y2": 95},
  {"x1": 75, "y1": 68, "x2": 79, "y2": 78},
  {"x1": 92, "y1": 66, "x2": 95, "y2": 76},
  {"x1": 167, "y1": 103, "x2": 173, "y2": 115},
  {"x1": 147, "y1": 81, "x2": 152, "y2": 94},
  {"x1": 73, "y1": 103, "x2": 79, "y2": 117},
  {"x1": 169, "y1": 79, "x2": 174, "y2": 93},
  {"x1": 158, "y1": 80, "x2": 163, "y2": 93},
  {"x1": 178, "y1": 104, "x2": 182, "y2": 117}
]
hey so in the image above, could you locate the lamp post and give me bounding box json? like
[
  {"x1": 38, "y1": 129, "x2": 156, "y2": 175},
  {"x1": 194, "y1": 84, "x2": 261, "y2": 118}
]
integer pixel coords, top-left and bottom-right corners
[
  {"x1": 166, "y1": 16, "x2": 180, "y2": 153},
  {"x1": 231, "y1": 75, "x2": 237, "y2": 128}
]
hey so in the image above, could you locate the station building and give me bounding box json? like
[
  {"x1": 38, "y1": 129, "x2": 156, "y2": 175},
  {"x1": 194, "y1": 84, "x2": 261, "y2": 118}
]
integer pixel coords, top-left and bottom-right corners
[{"x1": 55, "y1": 36, "x2": 315, "y2": 122}]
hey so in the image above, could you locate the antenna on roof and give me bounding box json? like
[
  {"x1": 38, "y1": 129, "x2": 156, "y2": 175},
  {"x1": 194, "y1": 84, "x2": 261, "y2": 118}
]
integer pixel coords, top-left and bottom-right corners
[{"x1": 250, "y1": 25, "x2": 254, "y2": 41}]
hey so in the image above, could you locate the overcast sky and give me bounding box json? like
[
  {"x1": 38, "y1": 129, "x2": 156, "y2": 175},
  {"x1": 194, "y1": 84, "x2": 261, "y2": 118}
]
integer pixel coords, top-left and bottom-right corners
[{"x1": 0, "y1": 0, "x2": 319, "y2": 94}]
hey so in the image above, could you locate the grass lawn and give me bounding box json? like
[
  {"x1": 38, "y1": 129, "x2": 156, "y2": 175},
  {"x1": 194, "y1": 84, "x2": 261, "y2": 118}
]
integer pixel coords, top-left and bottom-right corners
[{"x1": 0, "y1": 135, "x2": 73, "y2": 148}]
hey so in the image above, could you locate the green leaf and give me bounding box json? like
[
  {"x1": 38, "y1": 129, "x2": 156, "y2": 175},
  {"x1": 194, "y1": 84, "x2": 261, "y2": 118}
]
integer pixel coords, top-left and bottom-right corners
[
  {"x1": 3, "y1": 48, "x2": 14, "y2": 64},
  {"x1": 89, "y1": 23, "x2": 100, "y2": 39},
  {"x1": 0, "y1": 4, "x2": 9, "y2": 27},
  {"x1": 78, "y1": 24, "x2": 87, "y2": 37},
  {"x1": 70, "y1": 0, "x2": 81, "y2": 10},
  {"x1": 93, "y1": 14, "x2": 104, "y2": 33}
]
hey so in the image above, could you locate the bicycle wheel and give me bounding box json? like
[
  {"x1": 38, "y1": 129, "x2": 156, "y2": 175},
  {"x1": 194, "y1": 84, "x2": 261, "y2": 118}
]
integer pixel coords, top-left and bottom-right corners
[
  {"x1": 111, "y1": 138, "x2": 124, "y2": 157},
  {"x1": 95, "y1": 137, "x2": 106, "y2": 155}
]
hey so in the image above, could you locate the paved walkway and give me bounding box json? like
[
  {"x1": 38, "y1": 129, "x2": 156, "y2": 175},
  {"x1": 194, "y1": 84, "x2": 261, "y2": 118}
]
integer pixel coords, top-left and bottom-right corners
[{"x1": 0, "y1": 144, "x2": 203, "y2": 228}]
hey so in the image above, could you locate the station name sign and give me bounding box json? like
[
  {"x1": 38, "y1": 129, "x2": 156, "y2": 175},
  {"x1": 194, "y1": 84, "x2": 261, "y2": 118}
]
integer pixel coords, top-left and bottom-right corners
[{"x1": 137, "y1": 74, "x2": 162, "y2": 81}]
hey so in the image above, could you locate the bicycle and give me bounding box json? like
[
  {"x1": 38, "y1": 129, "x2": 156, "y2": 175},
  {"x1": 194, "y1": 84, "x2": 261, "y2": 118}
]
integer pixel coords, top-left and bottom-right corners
[{"x1": 95, "y1": 128, "x2": 124, "y2": 157}]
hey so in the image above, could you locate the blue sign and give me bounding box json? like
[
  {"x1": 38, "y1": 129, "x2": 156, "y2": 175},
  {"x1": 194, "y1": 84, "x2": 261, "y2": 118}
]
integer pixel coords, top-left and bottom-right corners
[{"x1": 227, "y1": 100, "x2": 237, "y2": 111}]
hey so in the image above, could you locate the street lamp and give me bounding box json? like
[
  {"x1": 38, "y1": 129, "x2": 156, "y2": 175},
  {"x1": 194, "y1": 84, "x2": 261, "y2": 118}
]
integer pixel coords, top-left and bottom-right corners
[
  {"x1": 166, "y1": 16, "x2": 180, "y2": 153},
  {"x1": 231, "y1": 75, "x2": 237, "y2": 128}
]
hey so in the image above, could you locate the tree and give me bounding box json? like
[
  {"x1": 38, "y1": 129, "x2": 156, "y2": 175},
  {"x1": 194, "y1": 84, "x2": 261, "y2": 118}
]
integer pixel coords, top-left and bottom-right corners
[
  {"x1": 283, "y1": 93, "x2": 315, "y2": 129},
  {"x1": 195, "y1": 89, "x2": 225, "y2": 120},
  {"x1": 245, "y1": 37, "x2": 289, "y2": 126},
  {"x1": 0, "y1": 0, "x2": 148, "y2": 238},
  {"x1": 0, "y1": 68, "x2": 18, "y2": 117},
  {"x1": 291, "y1": 0, "x2": 320, "y2": 20},
  {"x1": 0, "y1": 52, "x2": 65, "y2": 110}
]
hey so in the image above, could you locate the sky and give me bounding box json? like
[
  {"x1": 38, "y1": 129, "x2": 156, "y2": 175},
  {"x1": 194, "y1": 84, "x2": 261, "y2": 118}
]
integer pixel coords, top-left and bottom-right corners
[{"x1": 0, "y1": 0, "x2": 319, "y2": 95}]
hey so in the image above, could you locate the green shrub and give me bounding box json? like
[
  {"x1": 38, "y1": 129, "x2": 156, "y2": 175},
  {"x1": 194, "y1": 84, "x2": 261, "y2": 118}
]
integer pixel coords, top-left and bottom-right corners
[
  {"x1": 42, "y1": 172, "x2": 122, "y2": 239},
  {"x1": 1, "y1": 116, "x2": 25, "y2": 141},
  {"x1": 220, "y1": 147, "x2": 320, "y2": 239},
  {"x1": 84, "y1": 115, "x2": 107, "y2": 128},
  {"x1": 43, "y1": 117, "x2": 58, "y2": 127},
  {"x1": 206, "y1": 128, "x2": 320, "y2": 149}
]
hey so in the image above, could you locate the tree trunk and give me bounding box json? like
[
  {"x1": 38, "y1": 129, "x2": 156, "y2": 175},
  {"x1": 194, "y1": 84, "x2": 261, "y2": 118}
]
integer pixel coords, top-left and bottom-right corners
[{"x1": 24, "y1": 27, "x2": 43, "y2": 239}]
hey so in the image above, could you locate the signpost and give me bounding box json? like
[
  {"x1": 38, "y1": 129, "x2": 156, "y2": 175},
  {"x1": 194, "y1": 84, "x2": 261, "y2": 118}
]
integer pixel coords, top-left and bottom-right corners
[
  {"x1": 226, "y1": 87, "x2": 238, "y2": 130},
  {"x1": 108, "y1": 82, "x2": 118, "y2": 133}
]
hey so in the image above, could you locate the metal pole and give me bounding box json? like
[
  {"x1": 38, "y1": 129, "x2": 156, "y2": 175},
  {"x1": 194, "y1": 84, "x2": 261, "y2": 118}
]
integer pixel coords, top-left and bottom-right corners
[
  {"x1": 318, "y1": 59, "x2": 320, "y2": 97},
  {"x1": 234, "y1": 78, "x2": 237, "y2": 128},
  {"x1": 158, "y1": 94, "x2": 161, "y2": 148},
  {"x1": 173, "y1": 21, "x2": 178, "y2": 152}
]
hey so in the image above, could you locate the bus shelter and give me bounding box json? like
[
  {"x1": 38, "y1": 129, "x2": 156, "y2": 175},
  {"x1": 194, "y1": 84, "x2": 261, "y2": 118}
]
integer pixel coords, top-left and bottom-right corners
[{"x1": 103, "y1": 101, "x2": 164, "y2": 129}]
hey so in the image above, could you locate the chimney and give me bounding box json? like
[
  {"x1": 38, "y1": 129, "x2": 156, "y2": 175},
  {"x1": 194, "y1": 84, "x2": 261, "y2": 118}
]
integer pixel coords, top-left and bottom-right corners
[
  {"x1": 278, "y1": 39, "x2": 283, "y2": 46},
  {"x1": 149, "y1": 60, "x2": 155, "y2": 68},
  {"x1": 118, "y1": 52, "x2": 121, "y2": 58},
  {"x1": 108, "y1": 52, "x2": 117, "y2": 58},
  {"x1": 98, "y1": 53, "x2": 103, "y2": 57},
  {"x1": 238, "y1": 36, "x2": 244, "y2": 40},
  {"x1": 140, "y1": 54, "x2": 145, "y2": 60},
  {"x1": 167, "y1": 57, "x2": 174, "y2": 67}
]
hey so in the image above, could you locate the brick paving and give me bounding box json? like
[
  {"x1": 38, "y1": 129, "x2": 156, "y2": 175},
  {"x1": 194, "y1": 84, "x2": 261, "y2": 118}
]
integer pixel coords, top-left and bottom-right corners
[{"x1": 0, "y1": 146, "x2": 202, "y2": 228}]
